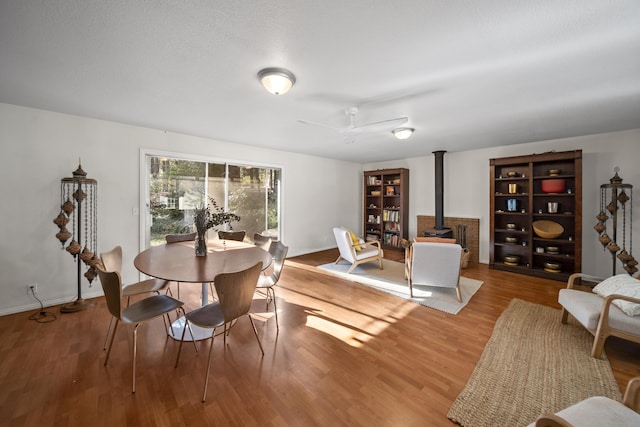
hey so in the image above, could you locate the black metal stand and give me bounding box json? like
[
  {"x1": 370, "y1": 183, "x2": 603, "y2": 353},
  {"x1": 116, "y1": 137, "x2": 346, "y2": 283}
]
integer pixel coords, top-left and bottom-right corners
[
  {"x1": 59, "y1": 164, "x2": 97, "y2": 313},
  {"x1": 597, "y1": 169, "x2": 635, "y2": 276}
]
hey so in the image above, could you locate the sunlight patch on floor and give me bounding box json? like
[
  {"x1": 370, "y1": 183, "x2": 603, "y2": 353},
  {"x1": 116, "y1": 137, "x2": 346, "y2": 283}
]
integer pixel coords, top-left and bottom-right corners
[{"x1": 304, "y1": 299, "x2": 417, "y2": 347}]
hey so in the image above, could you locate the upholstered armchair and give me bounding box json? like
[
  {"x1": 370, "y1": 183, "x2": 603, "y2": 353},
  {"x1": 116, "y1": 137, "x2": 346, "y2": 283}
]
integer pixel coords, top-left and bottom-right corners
[
  {"x1": 333, "y1": 227, "x2": 383, "y2": 273},
  {"x1": 558, "y1": 272, "x2": 640, "y2": 358},
  {"x1": 407, "y1": 241, "x2": 463, "y2": 300},
  {"x1": 529, "y1": 377, "x2": 640, "y2": 426}
]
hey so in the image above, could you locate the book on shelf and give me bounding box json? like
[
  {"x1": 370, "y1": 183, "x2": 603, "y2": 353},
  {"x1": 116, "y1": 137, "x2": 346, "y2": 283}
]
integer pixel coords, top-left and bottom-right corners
[
  {"x1": 382, "y1": 209, "x2": 399, "y2": 222},
  {"x1": 385, "y1": 222, "x2": 398, "y2": 231},
  {"x1": 382, "y1": 232, "x2": 400, "y2": 247}
]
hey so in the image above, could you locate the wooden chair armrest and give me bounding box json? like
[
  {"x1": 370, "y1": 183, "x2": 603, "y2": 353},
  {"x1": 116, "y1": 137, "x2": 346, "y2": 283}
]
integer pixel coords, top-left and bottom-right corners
[
  {"x1": 362, "y1": 239, "x2": 381, "y2": 248},
  {"x1": 604, "y1": 294, "x2": 640, "y2": 305},
  {"x1": 567, "y1": 272, "x2": 604, "y2": 289},
  {"x1": 535, "y1": 413, "x2": 573, "y2": 427},
  {"x1": 596, "y1": 294, "x2": 640, "y2": 340},
  {"x1": 623, "y1": 376, "x2": 640, "y2": 412}
]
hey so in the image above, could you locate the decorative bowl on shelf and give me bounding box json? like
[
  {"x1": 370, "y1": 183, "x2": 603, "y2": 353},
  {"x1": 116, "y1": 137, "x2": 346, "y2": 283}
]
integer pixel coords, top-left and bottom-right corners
[
  {"x1": 506, "y1": 171, "x2": 518, "y2": 177},
  {"x1": 504, "y1": 255, "x2": 520, "y2": 265},
  {"x1": 533, "y1": 220, "x2": 564, "y2": 239},
  {"x1": 541, "y1": 179, "x2": 566, "y2": 193},
  {"x1": 505, "y1": 223, "x2": 517, "y2": 230},
  {"x1": 544, "y1": 261, "x2": 562, "y2": 273},
  {"x1": 546, "y1": 245, "x2": 560, "y2": 254},
  {"x1": 505, "y1": 236, "x2": 519, "y2": 243},
  {"x1": 548, "y1": 169, "x2": 561, "y2": 176}
]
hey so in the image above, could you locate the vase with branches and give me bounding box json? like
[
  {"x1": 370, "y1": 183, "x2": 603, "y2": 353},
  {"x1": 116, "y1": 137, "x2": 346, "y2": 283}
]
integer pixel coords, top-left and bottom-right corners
[{"x1": 193, "y1": 197, "x2": 241, "y2": 256}]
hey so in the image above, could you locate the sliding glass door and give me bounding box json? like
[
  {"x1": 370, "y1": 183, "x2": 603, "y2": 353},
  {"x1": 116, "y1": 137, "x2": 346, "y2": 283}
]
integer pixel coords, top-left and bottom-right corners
[{"x1": 142, "y1": 152, "x2": 281, "y2": 247}]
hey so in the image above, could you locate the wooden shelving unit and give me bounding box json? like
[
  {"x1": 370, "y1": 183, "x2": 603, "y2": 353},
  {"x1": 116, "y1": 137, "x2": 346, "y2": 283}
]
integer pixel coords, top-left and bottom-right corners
[
  {"x1": 364, "y1": 168, "x2": 409, "y2": 251},
  {"x1": 490, "y1": 150, "x2": 582, "y2": 281}
]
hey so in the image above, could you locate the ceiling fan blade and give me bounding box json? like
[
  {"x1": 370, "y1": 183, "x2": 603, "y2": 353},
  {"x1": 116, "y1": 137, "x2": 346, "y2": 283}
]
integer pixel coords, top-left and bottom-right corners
[
  {"x1": 297, "y1": 119, "x2": 340, "y2": 133},
  {"x1": 340, "y1": 117, "x2": 408, "y2": 136}
]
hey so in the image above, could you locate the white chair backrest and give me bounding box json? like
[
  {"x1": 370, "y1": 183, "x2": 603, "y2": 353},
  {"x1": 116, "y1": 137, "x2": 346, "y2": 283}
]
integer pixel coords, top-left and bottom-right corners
[
  {"x1": 410, "y1": 242, "x2": 462, "y2": 287},
  {"x1": 333, "y1": 227, "x2": 356, "y2": 263}
]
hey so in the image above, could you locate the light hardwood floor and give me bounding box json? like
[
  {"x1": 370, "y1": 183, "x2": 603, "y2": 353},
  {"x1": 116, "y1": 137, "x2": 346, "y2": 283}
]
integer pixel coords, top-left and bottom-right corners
[{"x1": 1, "y1": 249, "x2": 638, "y2": 426}]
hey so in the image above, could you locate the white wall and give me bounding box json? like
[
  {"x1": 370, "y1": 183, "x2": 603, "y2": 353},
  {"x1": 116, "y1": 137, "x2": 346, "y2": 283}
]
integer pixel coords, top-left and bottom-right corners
[
  {"x1": 1, "y1": 101, "x2": 638, "y2": 315},
  {"x1": 0, "y1": 103, "x2": 362, "y2": 315},
  {"x1": 366, "y1": 129, "x2": 640, "y2": 279}
]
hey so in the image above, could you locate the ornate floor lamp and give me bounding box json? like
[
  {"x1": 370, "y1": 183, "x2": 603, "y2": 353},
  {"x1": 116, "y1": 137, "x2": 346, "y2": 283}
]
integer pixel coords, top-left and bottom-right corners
[
  {"x1": 595, "y1": 167, "x2": 636, "y2": 276},
  {"x1": 54, "y1": 163, "x2": 100, "y2": 312}
]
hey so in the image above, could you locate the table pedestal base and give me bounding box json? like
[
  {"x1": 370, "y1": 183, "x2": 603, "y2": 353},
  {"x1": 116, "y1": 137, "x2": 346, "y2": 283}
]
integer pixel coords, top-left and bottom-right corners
[{"x1": 168, "y1": 316, "x2": 213, "y2": 342}]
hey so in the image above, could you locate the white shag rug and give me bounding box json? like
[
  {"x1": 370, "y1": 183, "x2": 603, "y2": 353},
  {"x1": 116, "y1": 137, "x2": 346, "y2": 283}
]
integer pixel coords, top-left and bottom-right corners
[{"x1": 317, "y1": 259, "x2": 483, "y2": 314}]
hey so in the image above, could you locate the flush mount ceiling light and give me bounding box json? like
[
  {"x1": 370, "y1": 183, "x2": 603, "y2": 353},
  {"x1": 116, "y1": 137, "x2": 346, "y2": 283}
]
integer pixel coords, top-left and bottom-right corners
[
  {"x1": 392, "y1": 127, "x2": 415, "y2": 140},
  {"x1": 257, "y1": 67, "x2": 296, "y2": 95}
]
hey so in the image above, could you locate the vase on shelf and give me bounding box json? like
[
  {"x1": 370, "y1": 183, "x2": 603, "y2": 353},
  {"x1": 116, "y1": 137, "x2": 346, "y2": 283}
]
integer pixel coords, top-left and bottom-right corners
[{"x1": 195, "y1": 230, "x2": 207, "y2": 256}]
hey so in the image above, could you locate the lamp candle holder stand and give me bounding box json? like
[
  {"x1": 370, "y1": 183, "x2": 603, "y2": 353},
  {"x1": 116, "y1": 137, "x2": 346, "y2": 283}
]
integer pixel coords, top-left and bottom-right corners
[
  {"x1": 595, "y1": 167, "x2": 636, "y2": 276},
  {"x1": 55, "y1": 162, "x2": 99, "y2": 312}
]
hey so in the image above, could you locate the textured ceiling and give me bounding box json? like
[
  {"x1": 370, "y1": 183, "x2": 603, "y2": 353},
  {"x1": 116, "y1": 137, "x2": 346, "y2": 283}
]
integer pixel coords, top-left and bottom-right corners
[{"x1": 1, "y1": 0, "x2": 639, "y2": 163}]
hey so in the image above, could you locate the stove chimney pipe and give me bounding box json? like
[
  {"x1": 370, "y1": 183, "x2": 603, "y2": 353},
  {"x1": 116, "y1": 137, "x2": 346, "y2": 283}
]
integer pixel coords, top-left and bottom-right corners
[{"x1": 433, "y1": 150, "x2": 446, "y2": 230}]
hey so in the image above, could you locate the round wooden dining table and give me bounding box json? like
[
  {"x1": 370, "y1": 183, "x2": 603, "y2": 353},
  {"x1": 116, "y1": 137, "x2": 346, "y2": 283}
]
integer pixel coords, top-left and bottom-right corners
[{"x1": 134, "y1": 239, "x2": 272, "y2": 341}]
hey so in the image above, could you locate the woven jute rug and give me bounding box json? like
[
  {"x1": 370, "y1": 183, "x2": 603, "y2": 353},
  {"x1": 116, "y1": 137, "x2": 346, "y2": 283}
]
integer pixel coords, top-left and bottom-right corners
[{"x1": 447, "y1": 298, "x2": 622, "y2": 427}]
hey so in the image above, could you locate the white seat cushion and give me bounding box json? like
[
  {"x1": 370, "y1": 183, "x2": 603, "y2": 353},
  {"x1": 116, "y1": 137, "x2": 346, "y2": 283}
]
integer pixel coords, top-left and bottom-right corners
[
  {"x1": 526, "y1": 396, "x2": 640, "y2": 426},
  {"x1": 559, "y1": 289, "x2": 604, "y2": 331},
  {"x1": 559, "y1": 288, "x2": 640, "y2": 335},
  {"x1": 354, "y1": 244, "x2": 382, "y2": 260}
]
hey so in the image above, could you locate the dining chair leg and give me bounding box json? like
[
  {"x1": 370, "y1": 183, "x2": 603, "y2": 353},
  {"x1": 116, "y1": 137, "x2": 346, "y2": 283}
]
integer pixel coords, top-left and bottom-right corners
[
  {"x1": 103, "y1": 317, "x2": 114, "y2": 350},
  {"x1": 270, "y1": 288, "x2": 279, "y2": 331},
  {"x1": 202, "y1": 331, "x2": 216, "y2": 402},
  {"x1": 132, "y1": 323, "x2": 140, "y2": 393},
  {"x1": 104, "y1": 318, "x2": 120, "y2": 366},
  {"x1": 103, "y1": 296, "x2": 131, "y2": 351},
  {"x1": 264, "y1": 288, "x2": 272, "y2": 309},
  {"x1": 247, "y1": 315, "x2": 264, "y2": 355},
  {"x1": 174, "y1": 317, "x2": 189, "y2": 368},
  {"x1": 188, "y1": 328, "x2": 199, "y2": 353},
  {"x1": 163, "y1": 313, "x2": 171, "y2": 336},
  {"x1": 178, "y1": 307, "x2": 199, "y2": 353}
]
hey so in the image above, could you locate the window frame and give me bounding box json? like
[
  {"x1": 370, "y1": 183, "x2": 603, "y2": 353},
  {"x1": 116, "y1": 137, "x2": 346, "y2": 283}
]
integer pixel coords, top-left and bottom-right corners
[{"x1": 138, "y1": 148, "x2": 283, "y2": 253}]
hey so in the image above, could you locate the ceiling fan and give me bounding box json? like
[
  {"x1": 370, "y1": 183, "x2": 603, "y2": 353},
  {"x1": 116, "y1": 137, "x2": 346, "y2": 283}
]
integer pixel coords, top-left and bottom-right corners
[{"x1": 298, "y1": 107, "x2": 408, "y2": 143}]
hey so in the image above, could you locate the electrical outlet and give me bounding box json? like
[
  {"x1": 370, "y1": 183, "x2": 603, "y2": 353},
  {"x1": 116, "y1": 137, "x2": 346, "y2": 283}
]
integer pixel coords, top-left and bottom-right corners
[{"x1": 28, "y1": 283, "x2": 38, "y2": 294}]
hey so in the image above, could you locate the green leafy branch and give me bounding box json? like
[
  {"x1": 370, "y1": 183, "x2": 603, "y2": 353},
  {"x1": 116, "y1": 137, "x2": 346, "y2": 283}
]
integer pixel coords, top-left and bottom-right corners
[{"x1": 194, "y1": 197, "x2": 241, "y2": 233}]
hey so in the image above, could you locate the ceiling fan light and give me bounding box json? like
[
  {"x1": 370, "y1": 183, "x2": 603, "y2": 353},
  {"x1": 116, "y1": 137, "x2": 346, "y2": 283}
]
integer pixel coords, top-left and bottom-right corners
[
  {"x1": 393, "y1": 127, "x2": 414, "y2": 140},
  {"x1": 258, "y1": 67, "x2": 296, "y2": 95}
]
